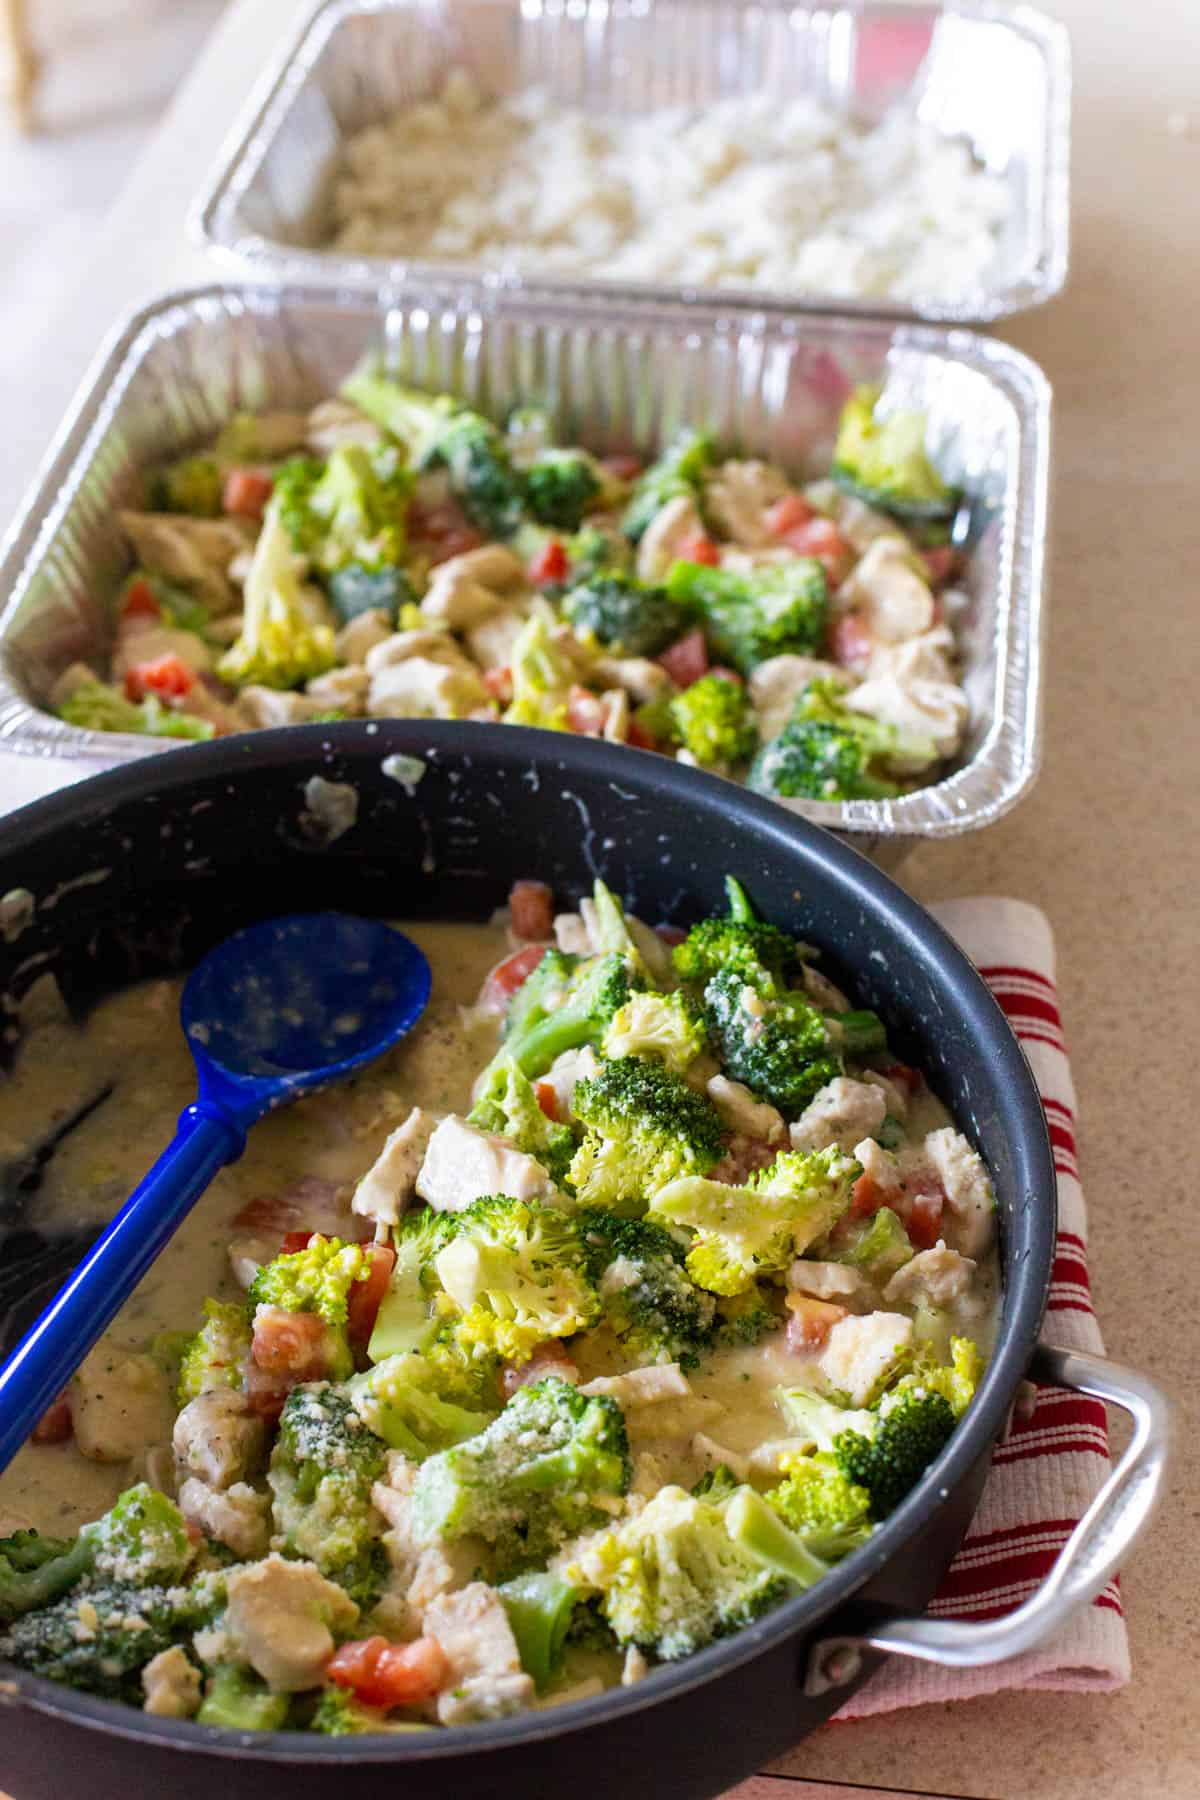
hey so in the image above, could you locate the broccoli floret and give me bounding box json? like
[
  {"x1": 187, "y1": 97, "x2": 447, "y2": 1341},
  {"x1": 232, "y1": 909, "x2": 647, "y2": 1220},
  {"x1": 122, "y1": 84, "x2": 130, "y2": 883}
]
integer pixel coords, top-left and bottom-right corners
[
  {"x1": 748, "y1": 675, "x2": 937, "y2": 802},
  {"x1": 712, "y1": 1285, "x2": 779, "y2": 1348},
  {"x1": 563, "y1": 573, "x2": 689, "y2": 658},
  {"x1": 821, "y1": 1207, "x2": 914, "y2": 1280},
  {"x1": 669, "y1": 671, "x2": 757, "y2": 769},
  {"x1": 58, "y1": 679, "x2": 214, "y2": 741},
  {"x1": 722, "y1": 1485, "x2": 830, "y2": 1590},
  {"x1": 491, "y1": 951, "x2": 633, "y2": 1083},
  {"x1": 578, "y1": 1209, "x2": 716, "y2": 1369},
  {"x1": 672, "y1": 874, "x2": 805, "y2": 988},
  {"x1": 775, "y1": 1386, "x2": 878, "y2": 1450},
  {"x1": 650, "y1": 1147, "x2": 857, "y2": 1296},
  {"x1": 411, "y1": 1377, "x2": 629, "y2": 1570},
  {"x1": 154, "y1": 454, "x2": 223, "y2": 517},
  {"x1": 267, "y1": 1383, "x2": 389, "y2": 1607},
  {"x1": 504, "y1": 612, "x2": 575, "y2": 730},
  {"x1": 888, "y1": 1337, "x2": 984, "y2": 1420},
  {"x1": 826, "y1": 1009, "x2": 890, "y2": 1058},
  {"x1": 691, "y1": 1465, "x2": 740, "y2": 1504},
  {"x1": 248, "y1": 1235, "x2": 369, "y2": 1328},
  {"x1": 0, "y1": 1582, "x2": 201, "y2": 1699},
  {"x1": 834, "y1": 1389, "x2": 957, "y2": 1519},
  {"x1": 310, "y1": 1685, "x2": 385, "y2": 1734},
  {"x1": 198, "y1": 1663, "x2": 290, "y2": 1731},
  {"x1": 568, "y1": 1057, "x2": 725, "y2": 1216},
  {"x1": 703, "y1": 967, "x2": 843, "y2": 1112},
  {"x1": 621, "y1": 431, "x2": 715, "y2": 544},
  {"x1": 468, "y1": 1056, "x2": 576, "y2": 1186},
  {"x1": 430, "y1": 1195, "x2": 600, "y2": 1366},
  {"x1": 566, "y1": 522, "x2": 632, "y2": 582},
  {"x1": 568, "y1": 1484, "x2": 784, "y2": 1660},
  {"x1": 498, "y1": 1570, "x2": 580, "y2": 1689},
  {"x1": 765, "y1": 1451, "x2": 874, "y2": 1560},
  {"x1": 666, "y1": 559, "x2": 828, "y2": 675},
  {"x1": 341, "y1": 373, "x2": 524, "y2": 537},
  {"x1": 274, "y1": 444, "x2": 411, "y2": 577},
  {"x1": 81, "y1": 1484, "x2": 192, "y2": 1588},
  {"x1": 326, "y1": 562, "x2": 417, "y2": 623},
  {"x1": 831, "y1": 384, "x2": 959, "y2": 522},
  {"x1": 523, "y1": 450, "x2": 603, "y2": 530},
  {"x1": 601, "y1": 990, "x2": 707, "y2": 1074},
  {"x1": 0, "y1": 1531, "x2": 91, "y2": 1623},
  {"x1": 216, "y1": 497, "x2": 336, "y2": 689},
  {"x1": 366, "y1": 1206, "x2": 454, "y2": 1364},
  {"x1": 588, "y1": 878, "x2": 666, "y2": 989},
  {"x1": 178, "y1": 1297, "x2": 252, "y2": 1403},
  {"x1": 345, "y1": 1352, "x2": 494, "y2": 1460}
]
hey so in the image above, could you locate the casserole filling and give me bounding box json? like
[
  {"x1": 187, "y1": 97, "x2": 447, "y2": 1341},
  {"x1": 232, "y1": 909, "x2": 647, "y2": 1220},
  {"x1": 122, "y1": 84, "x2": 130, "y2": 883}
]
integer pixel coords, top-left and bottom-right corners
[
  {"x1": 0, "y1": 878, "x2": 997, "y2": 1728},
  {"x1": 54, "y1": 378, "x2": 971, "y2": 804}
]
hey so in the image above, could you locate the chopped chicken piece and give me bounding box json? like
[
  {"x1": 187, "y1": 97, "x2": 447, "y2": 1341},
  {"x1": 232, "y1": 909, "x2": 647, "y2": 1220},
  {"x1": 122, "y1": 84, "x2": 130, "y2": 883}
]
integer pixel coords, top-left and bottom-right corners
[
  {"x1": 707, "y1": 1074, "x2": 786, "y2": 1145},
  {"x1": 921, "y1": 1128, "x2": 996, "y2": 1258},
  {"x1": 466, "y1": 604, "x2": 530, "y2": 670},
  {"x1": 853, "y1": 1136, "x2": 904, "y2": 1193},
  {"x1": 789, "y1": 1078, "x2": 887, "y2": 1153},
  {"x1": 581, "y1": 1364, "x2": 691, "y2": 1407},
  {"x1": 832, "y1": 494, "x2": 900, "y2": 554},
  {"x1": 111, "y1": 623, "x2": 214, "y2": 680},
  {"x1": 590, "y1": 655, "x2": 674, "y2": 705},
  {"x1": 235, "y1": 686, "x2": 333, "y2": 729},
  {"x1": 838, "y1": 536, "x2": 935, "y2": 644},
  {"x1": 352, "y1": 1106, "x2": 441, "y2": 1226},
  {"x1": 305, "y1": 664, "x2": 369, "y2": 715},
  {"x1": 223, "y1": 1554, "x2": 358, "y2": 1693},
  {"x1": 540, "y1": 1046, "x2": 601, "y2": 1118},
  {"x1": 172, "y1": 1389, "x2": 266, "y2": 1490},
  {"x1": 141, "y1": 1646, "x2": 202, "y2": 1719},
  {"x1": 800, "y1": 964, "x2": 850, "y2": 1012},
  {"x1": 787, "y1": 1259, "x2": 873, "y2": 1303},
  {"x1": 177, "y1": 1478, "x2": 271, "y2": 1560},
  {"x1": 335, "y1": 608, "x2": 394, "y2": 665},
  {"x1": 847, "y1": 636, "x2": 967, "y2": 766},
  {"x1": 416, "y1": 1115, "x2": 560, "y2": 1212},
  {"x1": 424, "y1": 1583, "x2": 535, "y2": 1725},
  {"x1": 117, "y1": 512, "x2": 252, "y2": 615},
  {"x1": 703, "y1": 459, "x2": 790, "y2": 547},
  {"x1": 862, "y1": 1069, "x2": 909, "y2": 1122},
  {"x1": 367, "y1": 655, "x2": 490, "y2": 720},
  {"x1": 748, "y1": 653, "x2": 843, "y2": 741},
  {"x1": 553, "y1": 912, "x2": 593, "y2": 956},
  {"x1": 70, "y1": 1346, "x2": 172, "y2": 1464},
  {"x1": 817, "y1": 1311, "x2": 914, "y2": 1407},
  {"x1": 622, "y1": 1646, "x2": 651, "y2": 1686},
  {"x1": 691, "y1": 1434, "x2": 750, "y2": 1482},
  {"x1": 421, "y1": 544, "x2": 525, "y2": 629},
  {"x1": 636, "y1": 494, "x2": 704, "y2": 584},
  {"x1": 364, "y1": 628, "x2": 472, "y2": 674},
  {"x1": 883, "y1": 1242, "x2": 976, "y2": 1308}
]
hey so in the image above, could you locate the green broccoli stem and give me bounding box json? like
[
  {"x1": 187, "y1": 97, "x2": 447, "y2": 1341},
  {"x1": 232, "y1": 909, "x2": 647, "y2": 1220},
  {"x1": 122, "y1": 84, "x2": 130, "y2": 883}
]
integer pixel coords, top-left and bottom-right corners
[
  {"x1": 499, "y1": 1571, "x2": 580, "y2": 1689},
  {"x1": 724, "y1": 1487, "x2": 830, "y2": 1590},
  {"x1": 0, "y1": 1534, "x2": 93, "y2": 1622},
  {"x1": 827, "y1": 1010, "x2": 888, "y2": 1057},
  {"x1": 724, "y1": 876, "x2": 757, "y2": 924},
  {"x1": 197, "y1": 1664, "x2": 290, "y2": 1731}
]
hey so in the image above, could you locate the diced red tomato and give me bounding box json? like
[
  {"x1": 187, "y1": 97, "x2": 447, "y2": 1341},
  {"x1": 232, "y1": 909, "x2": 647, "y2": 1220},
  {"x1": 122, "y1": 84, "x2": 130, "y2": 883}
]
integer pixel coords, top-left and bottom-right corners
[
  {"x1": 509, "y1": 879, "x2": 554, "y2": 942},
  {"x1": 482, "y1": 665, "x2": 513, "y2": 704},
  {"x1": 279, "y1": 1230, "x2": 315, "y2": 1255},
  {"x1": 655, "y1": 924, "x2": 687, "y2": 947},
  {"x1": 882, "y1": 1062, "x2": 923, "y2": 1099},
  {"x1": 785, "y1": 517, "x2": 853, "y2": 584},
  {"x1": 500, "y1": 1345, "x2": 579, "y2": 1400},
  {"x1": 850, "y1": 1172, "x2": 886, "y2": 1217},
  {"x1": 478, "y1": 944, "x2": 547, "y2": 1014},
  {"x1": 528, "y1": 539, "x2": 568, "y2": 586},
  {"x1": 222, "y1": 468, "x2": 274, "y2": 521},
  {"x1": 707, "y1": 664, "x2": 743, "y2": 687},
  {"x1": 31, "y1": 1395, "x2": 73, "y2": 1445},
  {"x1": 681, "y1": 534, "x2": 720, "y2": 567},
  {"x1": 765, "y1": 494, "x2": 814, "y2": 537},
  {"x1": 120, "y1": 578, "x2": 161, "y2": 621},
  {"x1": 656, "y1": 629, "x2": 708, "y2": 689},
  {"x1": 566, "y1": 684, "x2": 608, "y2": 736},
  {"x1": 922, "y1": 546, "x2": 957, "y2": 587},
  {"x1": 124, "y1": 653, "x2": 196, "y2": 702},
  {"x1": 625, "y1": 718, "x2": 658, "y2": 752},
  {"x1": 600, "y1": 453, "x2": 644, "y2": 483},
  {"x1": 907, "y1": 1188, "x2": 945, "y2": 1251},
  {"x1": 829, "y1": 610, "x2": 875, "y2": 670},
  {"x1": 347, "y1": 1245, "x2": 396, "y2": 1350},
  {"x1": 535, "y1": 1082, "x2": 560, "y2": 1121},
  {"x1": 784, "y1": 1294, "x2": 848, "y2": 1352},
  {"x1": 242, "y1": 1365, "x2": 295, "y2": 1423},
  {"x1": 327, "y1": 1636, "x2": 449, "y2": 1709},
  {"x1": 250, "y1": 1307, "x2": 327, "y2": 1376}
]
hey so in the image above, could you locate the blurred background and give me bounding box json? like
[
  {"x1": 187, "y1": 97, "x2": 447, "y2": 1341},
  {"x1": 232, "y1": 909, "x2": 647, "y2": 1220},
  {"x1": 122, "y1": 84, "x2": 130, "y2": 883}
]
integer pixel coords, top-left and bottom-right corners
[{"x1": 0, "y1": 0, "x2": 225, "y2": 400}]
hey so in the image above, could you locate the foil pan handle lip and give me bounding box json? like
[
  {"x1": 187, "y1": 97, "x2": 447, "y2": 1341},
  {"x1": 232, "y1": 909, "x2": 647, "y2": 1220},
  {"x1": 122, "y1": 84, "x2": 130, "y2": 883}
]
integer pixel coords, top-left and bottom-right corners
[{"x1": 190, "y1": 0, "x2": 1072, "y2": 326}]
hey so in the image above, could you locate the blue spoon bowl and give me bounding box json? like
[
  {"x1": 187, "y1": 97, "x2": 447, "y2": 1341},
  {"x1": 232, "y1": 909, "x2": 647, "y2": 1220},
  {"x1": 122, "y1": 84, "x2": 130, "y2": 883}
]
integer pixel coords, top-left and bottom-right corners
[{"x1": 0, "y1": 912, "x2": 430, "y2": 1471}]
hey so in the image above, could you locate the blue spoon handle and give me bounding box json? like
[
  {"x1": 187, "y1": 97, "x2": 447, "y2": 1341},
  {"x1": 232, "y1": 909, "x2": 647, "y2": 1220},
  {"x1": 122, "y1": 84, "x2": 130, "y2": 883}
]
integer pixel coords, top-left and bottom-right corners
[{"x1": 0, "y1": 1103, "x2": 243, "y2": 1472}]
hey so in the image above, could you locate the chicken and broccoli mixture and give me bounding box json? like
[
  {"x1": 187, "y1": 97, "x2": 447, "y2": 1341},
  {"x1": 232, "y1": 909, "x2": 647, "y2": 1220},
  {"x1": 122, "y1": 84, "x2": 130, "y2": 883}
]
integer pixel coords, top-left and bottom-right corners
[
  {"x1": 55, "y1": 376, "x2": 971, "y2": 803},
  {"x1": 0, "y1": 880, "x2": 997, "y2": 1731}
]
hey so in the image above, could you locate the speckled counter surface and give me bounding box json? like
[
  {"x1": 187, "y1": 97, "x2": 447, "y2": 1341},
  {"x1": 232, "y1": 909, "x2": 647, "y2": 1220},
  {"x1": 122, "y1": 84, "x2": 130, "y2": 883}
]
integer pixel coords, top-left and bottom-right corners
[{"x1": 0, "y1": 2, "x2": 1196, "y2": 1797}]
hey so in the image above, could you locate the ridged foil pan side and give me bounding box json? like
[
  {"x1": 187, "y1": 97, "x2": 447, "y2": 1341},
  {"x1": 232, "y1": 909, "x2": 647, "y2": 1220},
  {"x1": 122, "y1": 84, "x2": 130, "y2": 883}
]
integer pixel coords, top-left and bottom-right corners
[
  {"x1": 0, "y1": 284, "x2": 1050, "y2": 857},
  {"x1": 193, "y1": 0, "x2": 1071, "y2": 325}
]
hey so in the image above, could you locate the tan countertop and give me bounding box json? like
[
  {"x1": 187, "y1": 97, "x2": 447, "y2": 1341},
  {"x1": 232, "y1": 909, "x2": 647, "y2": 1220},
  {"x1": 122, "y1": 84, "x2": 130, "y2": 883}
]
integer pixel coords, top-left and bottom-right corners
[{"x1": 1, "y1": 2, "x2": 1196, "y2": 1797}]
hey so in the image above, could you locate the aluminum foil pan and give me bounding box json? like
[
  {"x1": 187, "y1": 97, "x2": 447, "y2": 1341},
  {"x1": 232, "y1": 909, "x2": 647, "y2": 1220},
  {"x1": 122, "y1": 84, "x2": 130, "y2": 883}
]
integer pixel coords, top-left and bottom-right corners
[
  {"x1": 193, "y1": 0, "x2": 1071, "y2": 325},
  {"x1": 0, "y1": 283, "x2": 1050, "y2": 861}
]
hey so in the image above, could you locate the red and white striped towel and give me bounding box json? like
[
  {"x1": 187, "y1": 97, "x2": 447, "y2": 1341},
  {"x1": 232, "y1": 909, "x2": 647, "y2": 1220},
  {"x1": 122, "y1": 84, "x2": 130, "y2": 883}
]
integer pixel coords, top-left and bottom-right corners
[{"x1": 833, "y1": 896, "x2": 1128, "y2": 1717}]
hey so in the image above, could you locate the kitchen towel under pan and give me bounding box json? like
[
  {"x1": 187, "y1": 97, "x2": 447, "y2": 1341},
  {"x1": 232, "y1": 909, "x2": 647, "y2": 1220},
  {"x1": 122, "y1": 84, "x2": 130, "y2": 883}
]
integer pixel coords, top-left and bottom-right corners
[{"x1": 833, "y1": 895, "x2": 1129, "y2": 1719}]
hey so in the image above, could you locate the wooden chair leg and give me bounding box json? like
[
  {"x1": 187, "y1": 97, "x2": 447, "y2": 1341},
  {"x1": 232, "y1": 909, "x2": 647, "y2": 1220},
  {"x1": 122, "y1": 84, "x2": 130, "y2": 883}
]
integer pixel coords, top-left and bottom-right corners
[{"x1": 1, "y1": 0, "x2": 39, "y2": 130}]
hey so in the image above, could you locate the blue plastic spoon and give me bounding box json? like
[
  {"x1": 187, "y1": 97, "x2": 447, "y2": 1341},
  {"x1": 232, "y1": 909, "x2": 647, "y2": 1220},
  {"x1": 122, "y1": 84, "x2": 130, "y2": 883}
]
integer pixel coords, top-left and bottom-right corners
[{"x1": 0, "y1": 912, "x2": 431, "y2": 1472}]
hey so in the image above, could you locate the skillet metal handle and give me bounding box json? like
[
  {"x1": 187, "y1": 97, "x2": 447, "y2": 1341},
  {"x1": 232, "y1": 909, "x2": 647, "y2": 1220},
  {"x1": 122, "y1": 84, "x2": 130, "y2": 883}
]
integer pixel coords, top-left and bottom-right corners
[{"x1": 805, "y1": 1344, "x2": 1171, "y2": 1695}]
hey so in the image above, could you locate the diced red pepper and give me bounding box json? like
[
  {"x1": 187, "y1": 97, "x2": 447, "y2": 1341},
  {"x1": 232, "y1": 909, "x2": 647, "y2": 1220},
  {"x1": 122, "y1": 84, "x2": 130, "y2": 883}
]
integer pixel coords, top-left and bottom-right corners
[
  {"x1": 124, "y1": 654, "x2": 196, "y2": 702},
  {"x1": 528, "y1": 539, "x2": 568, "y2": 586},
  {"x1": 222, "y1": 467, "x2": 274, "y2": 521},
  {"x1": 250, "y1": 1307, "x2": 327, "y2": 1376},
  {"x1": 829, "y1": 610, "x2": 875, "y2": 670},
  {"x1": 279, "y1": 1230, "x2": 315, "y2": 1255},
  {"x1": 785, "y1": 517, "x2": 853, "y2": 583},
  {"x1": 656, "y1": 629, "x2": 709, "y2": 689},
  {"x1": 478, "y1": 945, "x2": 547, "y2": 1013},
  {"x1": 882, "y1": 1062, "x2": 923, "y2": 1098},
  {"x1": 850, "y1": 1172, "x2": 886, "y2": 1217},
  {"x1": 31, "y1": 1395, "x2": 73, "y2": 1445},
  {"x1": 626, "y1": 718, "x2": 658, "y2": 752},
  {"x1": 681, "y1": 533, "x2": 720, "y2": 567},
  {"x1": 566, "y1": 685, "x2": 608, "y2": 736},
  {"x1": 907, "y1": 1189, "x2": 945, "y2": 1250},
  {"x1": 482, "y1": 665, "x2": 513, "y2": 705},
  {"x1": 765, "y1": 494, "x2": 814, "y2": 537},
  {"x1": 347, "y1": 1244, "x2": 396, "y2": 1350},
  {"x1": 784, "y1": 1294, "x2": 848, "y2": 1352},
  {"x1": 327, "y1": 1636, "x2": 448, "y2": 1709},
  {"x1": 655, "y1": 924, "x2": 687, "y2": 947},
  {"x1": 120, "y1": 578, "x2": 161, "y2": 621},
  {"x1": 509, "y1": 879, "x2": 555, "y2": 942},
  {"x1": 535, "y1": 1081, "x2": 560, "y2": 1121}
]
